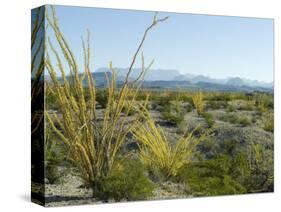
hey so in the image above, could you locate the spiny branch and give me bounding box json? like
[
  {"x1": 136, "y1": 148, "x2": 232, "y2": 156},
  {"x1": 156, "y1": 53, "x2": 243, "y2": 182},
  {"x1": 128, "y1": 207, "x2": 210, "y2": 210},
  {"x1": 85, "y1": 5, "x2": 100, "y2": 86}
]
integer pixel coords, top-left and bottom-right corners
[{"x1": 124, "y1": 13, "x2": 169, "y2": 83}]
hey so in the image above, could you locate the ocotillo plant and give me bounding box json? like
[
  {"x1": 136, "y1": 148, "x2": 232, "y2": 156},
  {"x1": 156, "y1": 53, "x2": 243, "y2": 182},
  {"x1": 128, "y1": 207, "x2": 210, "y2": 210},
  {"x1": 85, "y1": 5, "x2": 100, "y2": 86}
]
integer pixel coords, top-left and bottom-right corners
[
  {"x1": 45, "y1": 6, "x2": 168, "y2": 195},
  {"x1": 192, "y1": 90, "x2": 204, "y2": 116}
]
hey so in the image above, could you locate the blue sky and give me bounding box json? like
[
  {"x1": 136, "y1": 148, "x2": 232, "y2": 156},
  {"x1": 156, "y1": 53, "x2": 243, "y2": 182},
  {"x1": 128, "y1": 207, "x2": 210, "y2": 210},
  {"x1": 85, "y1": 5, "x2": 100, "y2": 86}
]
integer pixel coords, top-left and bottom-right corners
[{"x1": 47, "y1": 5, "x2": 274, "y2": 82}]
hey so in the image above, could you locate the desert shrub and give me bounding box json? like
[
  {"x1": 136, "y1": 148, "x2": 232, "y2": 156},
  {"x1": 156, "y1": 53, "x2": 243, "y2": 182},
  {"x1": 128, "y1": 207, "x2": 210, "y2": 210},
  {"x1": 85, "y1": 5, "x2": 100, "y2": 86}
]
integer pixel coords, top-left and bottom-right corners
[
  {"x1": 96, "y1": 89, "x2": 108, "y2": 108},
  {"x1": 99, "y1": 159, "x2": 154, "y2": 201},
  {"x1": 45, "y1": 87, "x2": 59, "y2": 110},
  {"x1": 254, "y1": 93, "x2": 273, "y2": 112},
  {"x1": 202, "y1": 112, "x2": 215, "y2": 128},
  {"x1": 204, "y1": 92, "x2": 232, "y2": 102},
  {"x1": 221, "y1": 114, "x2": 251, "y2": 127},
  {"x1": 156, "y1": 94, "x2": 171, "y2": 106},
  {"x1": 160, "y1": 103, "x2": 184, "y2": 126},
  {"x1": 179, "y1": 154, "x2": 247, "y2": 196},
  {"x1": 185, "y1": 104, "x2": 193, "y2": 112},
  {"x1": 245, "y1": 143, "x2": 274, "y2": 192},
  {"x1": 45, "y1": 161, "x2": 61, "y2": 184},
  {"x1": 135, "y1": 90, "x2": 152, "y2": 101},
  {"x1": 45, "y1": 128, "x2": 65, "y2": 184},
  {"x1": 221, "y1": 113, "x2": 238, "y2": 124},
  {"x1": 160, "y1": 99, "x2": 185, "y2": 127},
  {"x1": 178, "y1": 141, "x2": 251, "y2": 196},
  {"x1": 45, "y1": 6, "x2": 168, "y2": 195},
  {"x1": 192, "y1": 90, "x2": 204, "y2": 115},
  {"x1": 196, "y1": 137, "x2": 219, "y2": 159},
  {"x1": 122, "y1": 105, "x2": 137, "y2": 116},
  {"x1": 238, "y1": 117, "x2": 251, "y2": 127},
  {"x1": 226, "y1": 104, "x2": 236, "y2": 112},
  {"x1": 173, "y1": 90, "x2": 183, "y2": 112},
  {"x1": 186, "y1": 139, "x2": 273, "y2": 194},
  {"x1": 206, "y1": 100, "x2": 228, "y2": 110},
  {"x1": 267, "y1": 99, "x2": 274, "y2": 110},
  {"x1": 238, "y1": 100, "x2": 255, "y2": 111},
  {"x1": 132, "y1": 111, "x2": 206, "y2": 181},
  {"x1": 161, "y1": 111, "x2": 184, "y2": 126},
  {"x1": 181, "y1": 96, "x2": 194, "y2": 105},
  {"x1": 205, "y1": 92, "x2": 250, "y2": 102},
  {"x1": 263, "y1": 113, "x2": 274, "y2": 132}
]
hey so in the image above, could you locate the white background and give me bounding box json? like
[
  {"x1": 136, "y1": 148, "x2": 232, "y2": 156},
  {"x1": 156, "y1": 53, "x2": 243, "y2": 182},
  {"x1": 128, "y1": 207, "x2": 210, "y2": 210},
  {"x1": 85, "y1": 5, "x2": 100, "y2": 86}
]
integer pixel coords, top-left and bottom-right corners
[{"x1": 0, "y1": 0, "x2": 280, "y2": 211}]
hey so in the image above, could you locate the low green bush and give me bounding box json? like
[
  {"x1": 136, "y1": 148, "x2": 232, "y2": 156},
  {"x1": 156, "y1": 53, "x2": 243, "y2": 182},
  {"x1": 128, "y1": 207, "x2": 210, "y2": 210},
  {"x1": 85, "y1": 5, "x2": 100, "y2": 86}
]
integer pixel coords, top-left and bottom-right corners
[
  {"x1": 45, "y1": 161, "x2": 62, "y2": 184},
  {"x1": 238, "y1": 117, "x2": 251, "y2": 127},
  {"x1": 254, "y1": 93, "x2": 273, "y2": 112},
  {"x1": 206, "y1": 101, "x2": 228, "y2": 110},
  {"x1": 226, "y1": 104, "x2": 236, "y2": 112},
  {"x1": 160, "y1": 103, "x2": 184, "y2": 126},
  {"x1": 244, "y1": 144, "x2": 274, "y2": 192},
  {"x1": 221, "y1": 114, "x2": 238, "y2": 124},
  {"x1": 46, "y1": 89, "x2": 59, "y2": 110},
  {"x1": 99, "y1": 159, "x2": 154, "y2": 201},
  {"x1": 181, "y1": 96, "x2": 194, "y2": 105},
  {"x1": 238, "y1": 101, "x2": 255, "y2": 111},
  {"x1": 153, "y1": 95, "x2": 171, "y2": 107},
  {"x1": 178, "y1": 154, "x2": 247, "y2": 196},
  {"x1": 96, "y1": 89, "x2": 108, "y2": 108},
  {"x1": 161, "y1": 111, "x2": 184, "y2": 126},
  {"x1": 121, "y1": 104, "x2": 137, "y2": 116},
  {"x1": 204, "y1": 93, "x2": 232, "y2": 101},
  {"x1": 180, "y1": 138, "x2": 273, "y2": 195},
  {"x1": 186, "y1": 104, "x2": 193, "y2": 112},
  {"x1": 221, "y1": 114, "x2": 251, "y2": 127},
  {"x1": 196, "y1": 137, "x2": 219, "y2": 159},
  {"x1": 202, "y1": 112, "x2": 215, "y2": 128},
  {"x1": 263, "y1": 114, "x2": 274, "y2": 132},
  {"x1": 45, "y1": 130, "x2": 65, "y2": 184}
]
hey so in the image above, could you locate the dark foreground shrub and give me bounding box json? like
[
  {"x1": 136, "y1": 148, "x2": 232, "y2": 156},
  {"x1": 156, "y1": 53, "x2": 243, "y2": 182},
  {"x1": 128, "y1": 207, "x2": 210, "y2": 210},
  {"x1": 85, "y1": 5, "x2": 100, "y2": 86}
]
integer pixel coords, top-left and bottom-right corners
[
  {"x1": 99, "y1": 159, "x2": 154, "y2": 201},
  {"x1": 161, "y1": 104, "x2": 184, "y2": 126},
  {"x1": 96, "y1": 89, "x2": 108, "y2": 108},
  {"x1": 162, "y1": 111, "x2": 184, "y2": 126},
  {"x1": 178, "y1": 154, "x2": 247, "y2": 196},
  {"x1": 45, "y1": 130, "x2": 65, "y2": 184},
  {"x1": 45, "y1": 161, "x2": 61, "y2": 184}
]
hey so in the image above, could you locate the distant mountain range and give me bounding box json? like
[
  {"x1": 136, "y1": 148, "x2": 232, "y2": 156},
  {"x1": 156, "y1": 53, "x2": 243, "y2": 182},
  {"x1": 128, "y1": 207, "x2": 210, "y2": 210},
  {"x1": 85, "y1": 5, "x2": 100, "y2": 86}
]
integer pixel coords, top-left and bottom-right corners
[
  {"x1": 51, "y1": 68, "x2": 273, "y2": 92},
  {"x1": 94, "y1": 68, "x2": 273, "y2": 92}
]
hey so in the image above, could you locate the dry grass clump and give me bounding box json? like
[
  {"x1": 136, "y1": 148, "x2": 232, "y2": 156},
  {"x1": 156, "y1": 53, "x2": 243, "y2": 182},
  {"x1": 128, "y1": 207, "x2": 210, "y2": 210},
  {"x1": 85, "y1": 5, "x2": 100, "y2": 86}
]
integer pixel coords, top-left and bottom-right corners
[
  {"x1": 220, "y1": 113, "x2": 251, "y2": 127},
  {"x1": 132, "y1": 110, "x2": 206, "y2": 181},
  {"x1": 247, "y1": 141, "x2": 273, "y2": 192},
  {"x1": 254, "y1": 93, "x2": 273, "y2": 112},
  {"x1": 263, "y1": 113, "x2": 274, "y2": 132},
  {"x1": 192, "y1": 90, "x2": 204, "y2": 115},
  {"x1": 201, "y1": 112, "x2": 215, "y2": 128},
  {"x1": 45, "y1": 6, "x2": 168, "y2": 195}
]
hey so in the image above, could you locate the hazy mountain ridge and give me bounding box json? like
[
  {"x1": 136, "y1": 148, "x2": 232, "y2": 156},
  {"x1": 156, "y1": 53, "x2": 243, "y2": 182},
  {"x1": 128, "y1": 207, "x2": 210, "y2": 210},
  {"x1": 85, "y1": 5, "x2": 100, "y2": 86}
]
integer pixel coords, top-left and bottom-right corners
[
  {"x1": 96, "y1": 68, "x2": 181, "y2": 81},
  {"x1": 50, "y1": 68, "x2": 273, "y2": 92},
  {"x1": 96, "y1": 67, "x2": 273, "y2": 89}
]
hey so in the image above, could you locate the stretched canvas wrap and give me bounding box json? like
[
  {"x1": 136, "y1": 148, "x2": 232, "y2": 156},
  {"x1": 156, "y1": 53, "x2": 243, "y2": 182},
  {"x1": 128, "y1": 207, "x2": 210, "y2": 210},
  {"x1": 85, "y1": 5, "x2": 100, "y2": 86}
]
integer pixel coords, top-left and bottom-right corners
[{"x1": 31, "y1": 5, "x2": 274, "y2": 207}]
